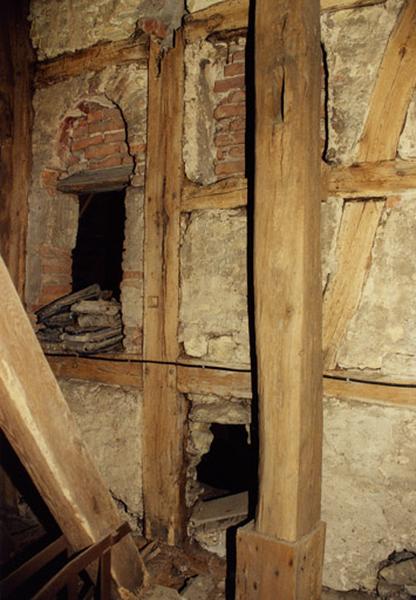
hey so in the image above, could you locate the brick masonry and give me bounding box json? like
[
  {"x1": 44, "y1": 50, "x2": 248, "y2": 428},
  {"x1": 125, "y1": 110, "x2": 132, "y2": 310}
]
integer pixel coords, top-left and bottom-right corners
[
  {"x1": 59, "y1": 101, "x2": 133, "y2": 174},
  {"x1": 212, "y1": 37, "x2": 246, "y2": 179}
]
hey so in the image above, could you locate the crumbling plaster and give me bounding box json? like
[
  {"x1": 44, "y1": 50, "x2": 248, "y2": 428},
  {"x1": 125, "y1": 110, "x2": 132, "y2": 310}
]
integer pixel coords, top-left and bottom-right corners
[
  {"x1": 183, "y1": 39, "x2": 226, "y2": 185},
  {"x1": 29, "y1": 0, "x2": 186, "y2": 60},
  {"x1": 59, "y1": 378, "x2": 143, "y2": 529},
  {"x1": 322, "y1": 397, "x2": 416, "y2": 591},
  {"x1": 179, "y1": 208, "x2": 250, "y2": 367},
  {"x1": 337, "y1": 195, "x2": 416, "y2": 379},
  {"x1": 321, "y1": 0, "x2": 403, "y2": 164}
]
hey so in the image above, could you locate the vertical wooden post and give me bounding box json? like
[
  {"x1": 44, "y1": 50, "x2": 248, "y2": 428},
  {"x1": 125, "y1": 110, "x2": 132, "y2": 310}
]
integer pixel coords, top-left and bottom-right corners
[
  {"x1": 142, "y1": 33, "x2": 187, "y2": 544},
  {"x1": 236, "y1": 0, "x2": 325, "y2": 598},
  {"x1": 0, "y1": 0, "x2": 33, "y2": 299}
]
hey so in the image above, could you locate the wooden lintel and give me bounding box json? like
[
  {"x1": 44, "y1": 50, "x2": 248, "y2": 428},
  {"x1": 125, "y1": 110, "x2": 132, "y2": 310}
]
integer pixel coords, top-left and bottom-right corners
[
  {"x1": 47, "y1": 355, "x2": 143, "y2": 389},
  {"x1": 184, "y1": 0, "x2": 386, "y2": 42},
  {"x1": 56, "y1": 165, "x2": 133, "y2": 194},
  {"x1": 356, "y1": 0, "x2": 416, "y2": 162},
  {"x1": 236, "y1": 522, "x2": 326, "y2": 600},
  {"x1": 36, "y1": 36, "x2": 148, "y2": 87},
  {"x1": 0, "y1": 257, "x2": 145, "y2": 592}
]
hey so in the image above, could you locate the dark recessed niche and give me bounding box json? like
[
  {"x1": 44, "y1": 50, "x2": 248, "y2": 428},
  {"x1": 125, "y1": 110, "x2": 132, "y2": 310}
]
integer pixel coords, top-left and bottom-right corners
[
  {"x1": 196, "y1": 423, "x2": 256, "y2": 498},
  {"x1": 72, "y1": 190, "x2": 125, "y2": 300}
]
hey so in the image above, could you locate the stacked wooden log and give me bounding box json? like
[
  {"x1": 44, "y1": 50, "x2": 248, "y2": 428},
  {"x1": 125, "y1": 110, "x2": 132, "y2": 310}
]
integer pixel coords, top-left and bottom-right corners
[{"x1": 35, "y1": 284, "x2": 123, "y2": 355}]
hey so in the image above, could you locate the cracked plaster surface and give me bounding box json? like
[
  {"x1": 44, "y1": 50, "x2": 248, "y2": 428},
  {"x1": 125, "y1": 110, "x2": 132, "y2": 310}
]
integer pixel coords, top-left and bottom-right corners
[
  {"x1": 321, "y1": 0, "x2": 403, "y2": 164},
  {"x1": 59, "y1": 378, "x2": 143, "y2": 529},
  {"x1": 337, "y1": 195, "x2": 416, "y2": 379},
  {"x1": 322, "y1": 397, "x2": 416, "y2": 591}
]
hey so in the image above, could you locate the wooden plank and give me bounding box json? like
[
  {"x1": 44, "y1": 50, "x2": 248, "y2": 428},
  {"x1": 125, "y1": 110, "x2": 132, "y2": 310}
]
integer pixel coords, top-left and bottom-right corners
[
  {"x1": 0, "y1": 0, "x2": 34, "y2": 299},
  {"x1": 36, "y1": 36, "x2": 148, "y2": 87},
  {"x1": 327, "y1": 159, "x2": 416, "y2": 197},
  {"x1": 191, "y1": 492, "x2": 249, "y2": 526},
  {"x1": 143, "y1": 363, "x2": 186, "y2": 544},
  {"x1": 323, "y1": 376, "x2": 416, "y2": 407},
  {"x1": 0, "y1": 257, "x2": 145, "y2": 592},
  {"x1": 56, "y1": 165, "x2": 132, "y2": 194},
  {"x1": 323, "y1": 200, "x2": 384, "y2": 370},
  {"x1": 143, "y1": 37, "x2": 183, "y2": 363},
  {"x1": 356, "y1": 0, "x2": 416, "y2": 162},
  {"x1": 47, "y1": 355, "x2": 143, "y2": 389},
  {"x1": 177, "y1": 365, "x2": 252, "y2": 398},
  {"x1": 142, "y1": 35, "x2": 186, "y2": 544},
  {"x1": 236, "y1": 522, "x2": 326, "y2": 600},
  {"x1": 252, "y1": 0, "x2": 322, "y2": 544}
]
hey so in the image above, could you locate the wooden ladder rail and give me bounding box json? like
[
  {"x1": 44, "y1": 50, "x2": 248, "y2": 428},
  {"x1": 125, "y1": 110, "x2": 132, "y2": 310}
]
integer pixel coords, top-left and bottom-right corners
[{"x1": 1, "y1": 522, "x2": 131, "y2": 600}]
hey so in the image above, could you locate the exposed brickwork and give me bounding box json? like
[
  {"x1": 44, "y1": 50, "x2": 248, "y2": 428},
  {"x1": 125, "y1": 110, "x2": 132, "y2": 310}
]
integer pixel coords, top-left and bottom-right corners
[
  {"x1": 59, "y1": 101, "x2": 133, "y2": 174},
  {"x1": 37, "y1": 244, "x2": 72, "y2": 308},
  {"x1": 213, "y1": 37, "x2": 246, "y2": 180}
]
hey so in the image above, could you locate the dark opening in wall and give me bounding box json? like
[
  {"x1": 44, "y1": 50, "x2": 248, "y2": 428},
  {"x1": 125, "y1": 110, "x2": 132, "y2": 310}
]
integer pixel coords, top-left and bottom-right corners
[
  {"x1": 72, "y1": 190, "x2": 125, "y2": 300},
  {"x1": 196, "y1": 423, "x2": 256, "y2": 498}
]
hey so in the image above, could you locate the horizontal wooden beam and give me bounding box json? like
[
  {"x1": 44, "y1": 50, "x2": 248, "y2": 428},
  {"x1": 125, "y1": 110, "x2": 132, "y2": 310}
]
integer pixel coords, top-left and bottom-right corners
[
  {"x1": 184, "y1": 0, "x2": 386, "y2": 42},
  {"x1": 36, "y1": 36, "x2": 148, "y2": 87},
  {"x1": 326, "y1": 159, "x2": 416, "y2": 197},
  {"x1": 177, "y1": 364, "x2": 252, "y2": 397},
  {"x1": 182, "y1": 176, "x2": 248, "y2": 211},
  {"x1": 177, "y1": 364, "x2": 416, "y2": 408},
  {"x1": 182, "y1": 160, "x2": 416, "y2": 211},
  {"x1": 47, "y1": 355, "x2": 143, "y2": 388},
  {"x1": 324, "y1": 376, "x2": 416, "y2": 408}
]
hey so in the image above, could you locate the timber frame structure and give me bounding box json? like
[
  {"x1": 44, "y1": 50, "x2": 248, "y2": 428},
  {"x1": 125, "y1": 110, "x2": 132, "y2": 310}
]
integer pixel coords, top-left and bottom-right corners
[{"x1": 1, "y1": 0, "x2": 416, "y2": 598}]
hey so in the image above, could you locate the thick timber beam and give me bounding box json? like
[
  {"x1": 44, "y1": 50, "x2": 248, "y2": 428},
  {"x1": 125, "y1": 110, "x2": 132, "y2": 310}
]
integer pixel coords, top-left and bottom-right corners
[
  {"x1": 236, "y1": 0, "x2": 325, "y2": 598},
  {"x1": 0, "y1": 258, "x2": 146, "y2": 594},
  {"x1": 142, "y1": 34, "x2": 187, "y2": 544},
  {"x1": 0, "y1": 0, "x2": 33, "y2": 299}
]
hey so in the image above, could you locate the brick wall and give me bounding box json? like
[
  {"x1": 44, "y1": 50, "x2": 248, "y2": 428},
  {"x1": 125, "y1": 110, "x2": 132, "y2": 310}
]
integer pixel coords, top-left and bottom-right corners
[
  {"x1": 59, "y1": 101, "x2": 133, "y2": 174},
  {"x1": 213, "y1": 37, "x2": 246, "y2": 179}
]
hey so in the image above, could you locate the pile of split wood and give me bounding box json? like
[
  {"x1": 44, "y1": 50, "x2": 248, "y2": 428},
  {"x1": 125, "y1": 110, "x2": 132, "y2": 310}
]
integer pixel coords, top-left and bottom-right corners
[{"x1": 35, "y1": 284, "x2": 123, "y2": 355}]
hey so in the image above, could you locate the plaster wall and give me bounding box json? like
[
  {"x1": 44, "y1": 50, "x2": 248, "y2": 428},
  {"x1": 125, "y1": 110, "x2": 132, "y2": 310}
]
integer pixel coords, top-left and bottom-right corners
[{"x1": 59, "y1": 378, "x2": 143, "y2": 530}]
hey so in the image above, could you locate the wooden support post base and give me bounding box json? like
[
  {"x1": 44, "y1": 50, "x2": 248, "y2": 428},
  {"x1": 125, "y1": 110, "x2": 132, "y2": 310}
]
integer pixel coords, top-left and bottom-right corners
[{"x1": 236, "y1": 521, "x2": 326, "y2": 600}]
